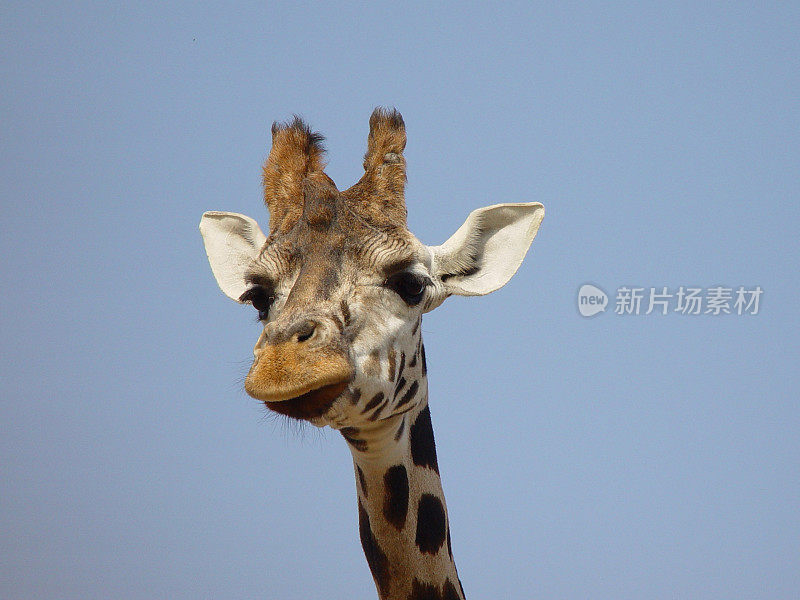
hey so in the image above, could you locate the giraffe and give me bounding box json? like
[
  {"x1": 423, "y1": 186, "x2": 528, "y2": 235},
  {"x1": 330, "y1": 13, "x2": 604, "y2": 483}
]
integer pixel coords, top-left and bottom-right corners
[{"x1": 199, "y1": 109, "x2": 544, "y2": 600}]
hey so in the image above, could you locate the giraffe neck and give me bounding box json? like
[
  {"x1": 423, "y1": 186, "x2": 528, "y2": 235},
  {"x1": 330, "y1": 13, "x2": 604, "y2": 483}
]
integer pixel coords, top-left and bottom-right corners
[{"x1": 347, "y1": 388, "x2": 466, "y2": 600}]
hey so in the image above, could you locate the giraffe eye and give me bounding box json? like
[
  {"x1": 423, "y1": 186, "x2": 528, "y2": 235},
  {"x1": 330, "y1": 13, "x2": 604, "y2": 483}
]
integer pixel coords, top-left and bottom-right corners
[
  {"x1": 386, "y1": 272, "x2": 428, "y2": 306},
  {"x1": 239, "y1": 286, "x2": 275, "y2": 321}
]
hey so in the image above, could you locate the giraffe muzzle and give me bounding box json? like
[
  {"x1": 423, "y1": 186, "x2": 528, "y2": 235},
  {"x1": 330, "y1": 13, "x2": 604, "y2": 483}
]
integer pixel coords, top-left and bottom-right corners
[{"x1": 244, "y1": 320, "x2": 354, "y2": 419}]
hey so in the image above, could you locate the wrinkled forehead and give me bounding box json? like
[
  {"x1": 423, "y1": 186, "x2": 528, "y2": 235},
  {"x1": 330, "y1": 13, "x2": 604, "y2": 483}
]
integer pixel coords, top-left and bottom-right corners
[{"x1": 249, "y1": 184, "x2": 427, "y2": 284}]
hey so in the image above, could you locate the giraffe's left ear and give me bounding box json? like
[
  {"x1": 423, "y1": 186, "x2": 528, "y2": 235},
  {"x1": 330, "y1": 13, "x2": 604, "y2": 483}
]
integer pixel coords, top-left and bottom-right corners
[
  {"x1": 199, "y1": 211, "x2": 267, "y2": 301},
  {"x1": 429, "y1": 202, "x2": 544, "y2": 297}
]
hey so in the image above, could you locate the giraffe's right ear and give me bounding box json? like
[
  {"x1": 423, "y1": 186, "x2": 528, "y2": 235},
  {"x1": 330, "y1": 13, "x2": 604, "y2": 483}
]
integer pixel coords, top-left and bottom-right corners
[{"x1": 199, "y1": 211, "x2": 267, "y2": 302}]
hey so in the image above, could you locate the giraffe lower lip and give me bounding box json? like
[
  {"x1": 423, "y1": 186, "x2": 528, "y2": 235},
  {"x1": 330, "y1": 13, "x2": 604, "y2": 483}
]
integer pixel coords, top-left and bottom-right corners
[{"x1": 263, "y1": 381, "x2": 349, "y2": 420}]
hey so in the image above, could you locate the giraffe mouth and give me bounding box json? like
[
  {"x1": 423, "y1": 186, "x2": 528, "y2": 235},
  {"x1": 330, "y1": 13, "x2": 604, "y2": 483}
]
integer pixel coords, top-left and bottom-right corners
[{"x1": 263, "y1": 381, "x2": 349, "y2": 420}]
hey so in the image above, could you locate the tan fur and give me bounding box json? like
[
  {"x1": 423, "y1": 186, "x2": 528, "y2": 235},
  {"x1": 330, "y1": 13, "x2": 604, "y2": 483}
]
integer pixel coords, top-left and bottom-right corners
[
  {"x1": 245, "y1": 338, "x2": 353, "y2": 402},
  {"x1": 262, "y1": 109, "x2": 409, "y2": 233},
  {"x1": 262, "y1": 117, "x2": 327, "y2": 233},
  {"x1": 343, "y1": 108, "x2": 408, "y2": 229}
]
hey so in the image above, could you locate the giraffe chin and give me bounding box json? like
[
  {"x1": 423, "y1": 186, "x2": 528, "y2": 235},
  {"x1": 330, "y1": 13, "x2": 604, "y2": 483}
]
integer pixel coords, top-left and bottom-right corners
[{"x1": 262, "y1": 381, "x2": 349, "y2": 421}]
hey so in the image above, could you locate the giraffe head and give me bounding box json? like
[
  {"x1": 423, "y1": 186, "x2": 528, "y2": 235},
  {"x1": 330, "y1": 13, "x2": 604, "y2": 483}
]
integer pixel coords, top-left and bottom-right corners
[{"x1": 200, "y1": 109, "x2": 544, "y2": 429}]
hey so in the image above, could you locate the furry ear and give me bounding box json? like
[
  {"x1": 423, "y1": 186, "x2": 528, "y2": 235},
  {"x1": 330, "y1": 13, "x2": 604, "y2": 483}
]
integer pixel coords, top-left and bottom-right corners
[
  {"x1": 429, "y1": 203, "x2": 544, "y2": 297},
  {"x1": 199, "y1": 211, "x2": 267, "y2": 301}
]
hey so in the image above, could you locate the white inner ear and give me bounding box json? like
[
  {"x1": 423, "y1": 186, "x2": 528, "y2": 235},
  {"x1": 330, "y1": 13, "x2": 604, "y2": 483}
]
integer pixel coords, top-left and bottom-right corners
[
  {"x1": 199, "y1": 211, "x2": 267, "y2": 301},
  {"x1": 430, "y1": 202, "x2": 544, "y2": 297}
]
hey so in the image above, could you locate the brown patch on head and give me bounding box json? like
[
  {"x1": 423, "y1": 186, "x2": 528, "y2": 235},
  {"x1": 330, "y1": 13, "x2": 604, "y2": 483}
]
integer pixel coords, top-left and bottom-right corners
[
  {"x1": 301, "y1": 177, "x2": 337, "y2": 229},
  {"x1": 261, "y1": 176, "x2": 348, "y2": 310}
]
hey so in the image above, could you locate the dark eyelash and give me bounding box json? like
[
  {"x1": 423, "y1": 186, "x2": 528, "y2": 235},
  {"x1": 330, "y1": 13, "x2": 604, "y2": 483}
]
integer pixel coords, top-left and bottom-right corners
[
  {"x1": 239, "y1": 286, "x2": 275, "y2": 320},
  {"x1": 385, "y1": 272, "x2": 429, "y2": 306}
]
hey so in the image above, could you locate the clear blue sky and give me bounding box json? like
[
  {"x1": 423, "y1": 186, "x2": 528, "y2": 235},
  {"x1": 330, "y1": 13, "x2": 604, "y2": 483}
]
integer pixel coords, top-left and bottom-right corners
[{"x1": 2, "y1": 3, "x2": 798, "y2": 599}]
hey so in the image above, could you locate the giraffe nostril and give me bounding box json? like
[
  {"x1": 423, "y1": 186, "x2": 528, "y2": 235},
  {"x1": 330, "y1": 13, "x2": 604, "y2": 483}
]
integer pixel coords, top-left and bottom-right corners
[{"x1": 295, "y1": 320, "x2": 317, "y2": 343}]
